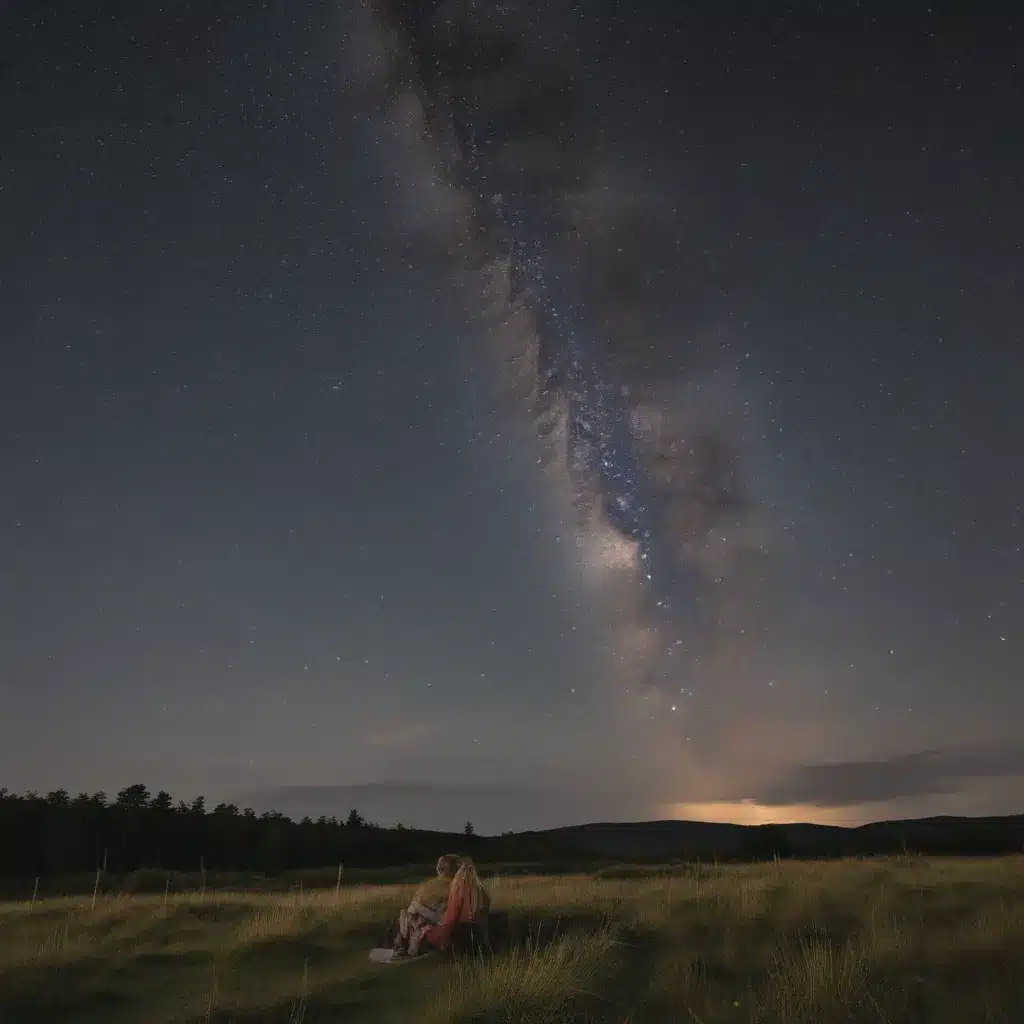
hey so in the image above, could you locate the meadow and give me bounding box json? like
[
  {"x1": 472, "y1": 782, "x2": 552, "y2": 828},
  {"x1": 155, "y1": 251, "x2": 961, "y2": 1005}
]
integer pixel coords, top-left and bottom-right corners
[{"x1": 0, "y1": 856, "x2": 1022, "y2": 1023}]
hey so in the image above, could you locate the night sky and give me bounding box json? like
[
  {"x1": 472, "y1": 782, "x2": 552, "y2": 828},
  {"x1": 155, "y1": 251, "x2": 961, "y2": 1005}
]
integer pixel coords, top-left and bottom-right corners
[{"x1": 2, "y1": 1, "x2": 1021, "y2": 835}]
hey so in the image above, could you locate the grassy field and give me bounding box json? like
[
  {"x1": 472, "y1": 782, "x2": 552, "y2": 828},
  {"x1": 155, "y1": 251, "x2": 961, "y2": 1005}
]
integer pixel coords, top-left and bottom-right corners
[{"x1": 0, "y1": 856, "x2": 1022, "y2": 1023}]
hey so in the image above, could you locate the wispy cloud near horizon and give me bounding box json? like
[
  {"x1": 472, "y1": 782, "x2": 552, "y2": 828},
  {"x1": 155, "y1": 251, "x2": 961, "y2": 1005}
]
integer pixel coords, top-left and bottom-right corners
[
  {"x1": 234, "y1": 745, "x2": 1024, "y2": 834},
  {"x1": 751, "y1": 741, "x2": 1024, "y2": 808}
]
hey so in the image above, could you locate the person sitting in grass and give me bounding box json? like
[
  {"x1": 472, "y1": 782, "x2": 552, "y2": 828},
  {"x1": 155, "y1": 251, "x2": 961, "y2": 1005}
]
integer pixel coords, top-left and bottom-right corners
[
  {"x1": 421, "y1": 856, "x2": 490, "y2": 953},
  {"x1": 392, "y1": 854, "x2": 460, "y2": 958}
]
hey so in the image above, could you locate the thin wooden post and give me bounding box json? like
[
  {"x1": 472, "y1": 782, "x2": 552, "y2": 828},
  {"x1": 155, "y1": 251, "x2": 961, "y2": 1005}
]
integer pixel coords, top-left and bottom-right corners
[{"x1": 31, "y1": 876, "x2": 39, "y2": 907}]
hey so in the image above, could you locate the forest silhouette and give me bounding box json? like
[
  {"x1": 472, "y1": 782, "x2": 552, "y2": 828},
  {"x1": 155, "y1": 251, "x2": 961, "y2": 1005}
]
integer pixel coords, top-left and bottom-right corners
[{"x1": 1, "y1": 785, "x2": 1022, "y2": 893}]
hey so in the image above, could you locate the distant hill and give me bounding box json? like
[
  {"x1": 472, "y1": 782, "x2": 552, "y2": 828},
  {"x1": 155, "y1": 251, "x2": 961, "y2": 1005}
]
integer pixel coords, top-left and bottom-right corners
[
  {"x1": 499, "y1": 814, "x2": 1024, "y2": 861},
  {"x1": 240, "y1": 782, "x2": 1024, "y2": 860}
]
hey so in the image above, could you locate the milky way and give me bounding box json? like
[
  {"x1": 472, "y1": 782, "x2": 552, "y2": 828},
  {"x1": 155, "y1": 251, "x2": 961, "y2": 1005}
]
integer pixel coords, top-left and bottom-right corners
[{"x1": 360, "y1": 0, "x2": 759, "y2": 696}]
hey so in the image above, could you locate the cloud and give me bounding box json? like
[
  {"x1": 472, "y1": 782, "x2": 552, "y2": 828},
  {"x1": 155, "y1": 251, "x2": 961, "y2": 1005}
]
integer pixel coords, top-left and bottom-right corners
[{"x1": 754, "y1": 741, "x2": 1024, "y2": 807}]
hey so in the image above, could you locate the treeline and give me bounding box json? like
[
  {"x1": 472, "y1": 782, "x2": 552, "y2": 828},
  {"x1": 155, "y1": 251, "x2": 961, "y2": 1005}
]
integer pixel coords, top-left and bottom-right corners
[
  {"x1": 2, "y1": 787, "x2": 1022, "y2": 885},
  {"x1": 0, "y1": 785, "x2": 485, "y2": 879}
]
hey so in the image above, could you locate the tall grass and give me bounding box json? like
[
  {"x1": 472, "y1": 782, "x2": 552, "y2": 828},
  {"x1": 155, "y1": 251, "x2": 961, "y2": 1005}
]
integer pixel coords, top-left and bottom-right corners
[
  {"x1": 0, "y1": 857, "x2": 1022, "y2": 1022},
  {"x1": 428, "y1": 926, "x2": 618, "y2": 1024}
]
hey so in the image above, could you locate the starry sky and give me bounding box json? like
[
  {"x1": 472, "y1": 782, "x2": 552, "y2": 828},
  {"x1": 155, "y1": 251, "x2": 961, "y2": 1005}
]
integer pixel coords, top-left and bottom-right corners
[{"x1": 1, "y1": 1, "x2": 1021, "y2": 835}]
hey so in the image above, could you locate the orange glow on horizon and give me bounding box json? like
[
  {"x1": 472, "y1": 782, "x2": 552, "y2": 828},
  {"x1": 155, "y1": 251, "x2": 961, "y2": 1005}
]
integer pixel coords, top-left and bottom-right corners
[{"x1": 662, "y1": 800, "x2": 862, "y2": 828}]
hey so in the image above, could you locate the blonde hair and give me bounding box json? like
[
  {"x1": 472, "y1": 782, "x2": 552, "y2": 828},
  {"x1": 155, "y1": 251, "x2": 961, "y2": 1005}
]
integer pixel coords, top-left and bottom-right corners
[
  {"x1": 436, "y1": 854, "x2": 461, "y2": 878},
  {"x1": 452, "y1": 856, "x2": 488, "y2": 919}
]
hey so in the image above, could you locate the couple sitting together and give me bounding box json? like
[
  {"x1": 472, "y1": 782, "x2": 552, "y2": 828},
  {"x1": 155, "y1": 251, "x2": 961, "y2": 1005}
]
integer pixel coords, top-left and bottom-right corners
[{"x1": 392, "y1": 854, "x2": 489, "y2": 958}]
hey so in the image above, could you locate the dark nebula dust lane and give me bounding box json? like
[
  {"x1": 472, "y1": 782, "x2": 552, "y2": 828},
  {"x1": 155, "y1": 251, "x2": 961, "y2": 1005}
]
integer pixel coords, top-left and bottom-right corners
[{"x1": 363, "y1": 0, "x2": 756, "y2": 694}]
